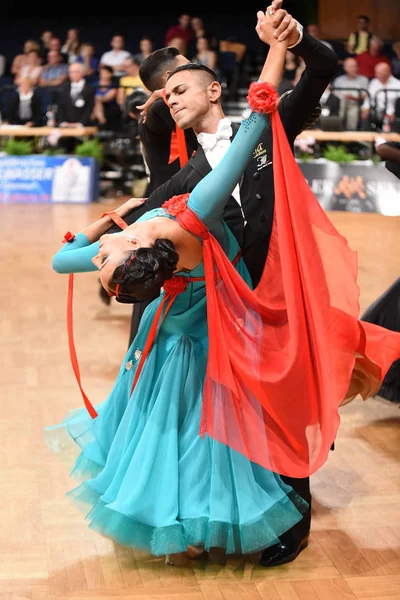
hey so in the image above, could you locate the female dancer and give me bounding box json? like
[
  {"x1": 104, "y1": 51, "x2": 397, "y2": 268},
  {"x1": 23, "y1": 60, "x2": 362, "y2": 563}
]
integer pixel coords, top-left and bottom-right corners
[{"x1": 46, "y1": 21, "x2": 400, "y2": 565}]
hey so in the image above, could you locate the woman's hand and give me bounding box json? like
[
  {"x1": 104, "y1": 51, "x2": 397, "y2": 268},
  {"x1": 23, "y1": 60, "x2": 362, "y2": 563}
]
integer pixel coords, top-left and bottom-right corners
[
  {"x1": 256, "y1": 5, "x2": 299, "y2": 47},
  {"x1": 137, "y1": 89, "x2": 163, "y2": 118},
  {"x1": 115, "y1": 197, "x2": 146, "y2": 217}
]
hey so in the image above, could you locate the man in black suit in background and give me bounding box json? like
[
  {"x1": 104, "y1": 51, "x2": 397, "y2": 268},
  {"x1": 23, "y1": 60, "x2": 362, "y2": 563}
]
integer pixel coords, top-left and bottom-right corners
[
  {"x1": 106, "y1": 3, "x2": 338, "y2": 567},
  {"x1": 56, "y1": 62, "x2": 96, "y2": 153},
  {"x1": 137, "y1": 46, "x2": 198, "y2": 195}
]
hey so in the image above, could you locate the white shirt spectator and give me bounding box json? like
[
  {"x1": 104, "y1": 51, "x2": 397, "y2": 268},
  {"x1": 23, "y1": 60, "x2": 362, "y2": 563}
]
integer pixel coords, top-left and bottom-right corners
[
  {"x1": 362, "y1": 75, "x2": 400, "y2": 116},
  {"x1": 99, "y1": 49, "x2": 131, "y2": 77},
  {"x1": 333, "y1": 74, "x2": 369, "y2": 99}
]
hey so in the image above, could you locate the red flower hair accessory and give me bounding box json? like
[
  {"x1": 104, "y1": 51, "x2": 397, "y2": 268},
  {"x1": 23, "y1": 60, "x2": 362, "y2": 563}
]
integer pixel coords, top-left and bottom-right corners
[
  {"x1": 246, "y1": 81, "x2": 280, "y2": 114},
  {"x1": 162, "y1": 193, "x2": 190, "y2": 217}
]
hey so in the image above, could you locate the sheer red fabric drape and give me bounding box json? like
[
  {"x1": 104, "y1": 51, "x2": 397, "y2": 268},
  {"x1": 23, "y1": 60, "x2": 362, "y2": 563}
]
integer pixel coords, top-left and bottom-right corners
[{"x1": 177, "y1": 109, "x2": 400, "y2": 478}]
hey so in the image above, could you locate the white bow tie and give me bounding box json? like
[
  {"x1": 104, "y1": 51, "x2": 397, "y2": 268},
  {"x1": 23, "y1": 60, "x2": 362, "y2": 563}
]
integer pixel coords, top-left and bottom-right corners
[{"x1": 197, "y1": 119, "x2": 232, "y2": 152}]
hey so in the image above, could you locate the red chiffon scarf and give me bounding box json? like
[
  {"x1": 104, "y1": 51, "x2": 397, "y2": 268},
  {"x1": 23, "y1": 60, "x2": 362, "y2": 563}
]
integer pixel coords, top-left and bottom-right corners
[{"x1": 176, "y1": 109, "x2": 400, "y2": 478}]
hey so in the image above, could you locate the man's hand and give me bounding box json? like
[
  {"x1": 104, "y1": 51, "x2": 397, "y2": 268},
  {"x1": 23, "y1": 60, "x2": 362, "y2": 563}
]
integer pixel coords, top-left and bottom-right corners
[{"x1": 256, "y1": 3, "x2": 300, "y2": 48}]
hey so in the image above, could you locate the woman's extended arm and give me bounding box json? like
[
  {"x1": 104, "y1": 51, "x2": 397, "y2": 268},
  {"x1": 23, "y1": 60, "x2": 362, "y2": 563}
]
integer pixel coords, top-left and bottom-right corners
[
  {"x1": 52, "y1": 198, "x2": 145, "y2": 274},
  {"x1": 187, "y1": 37, "x2": 287, "y2": 224}
]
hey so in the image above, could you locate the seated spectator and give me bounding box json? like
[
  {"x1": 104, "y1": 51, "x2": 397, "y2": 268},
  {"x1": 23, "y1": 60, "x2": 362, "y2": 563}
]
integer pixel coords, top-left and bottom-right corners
[
  {"x1": 11, "y1": 39, "x2": 41, "y2": 80},
  {"x1": 38, "y1": 51, "x2": 69, "y2": 88},
  {"x1": 56, "y1": 62, "x2": 96, "y2": 153},
  {"x1": 39, "y1": 30, "x2": 54, "y2": 63},
  {"x1": 56, "y1": 62, "x2": 96, "y2": 127},
  {"x1": 117, "y1": 56, "x2": 146, "y2": 109},
  {"x1": 165, "y1": 13, "x2": 194, "y2": 48},
  {"x1": 99, "y1": 35, "x2": 131, "y2": 79},
  {"x1": 283, "y1": 50, "x2": 300, "y2": 84},
  {"x1": 0, "y1": 54, "x2": 5, "y2": 78},
  {"x1": 61, "y1": 28, "x2": 81, "y2": 64},
  {"x1": 356, "y1": 37, "x2": 391, "y2": 79},
  {"x1": 191, "y1": 36, "x2": 219, "y2": 76},
  {"x1": 391, "y1": 41, "x2": 400, "y2": 79},
  {"x1": 167, "y1": 36, "x2": 188, "y2": 57},
  {"x1": 134, "y1": 37, "x2": 153, "y2": 65},
  {"x1": 76, "y1": 43, "x2": 100, "y2": 80},
  {"x1": 347, "y1": 15, "x2": 373, "y2": 56},
  {"x1": 190, "y1": 15, "x2": 218, "y2": 54},
  {"x1": 2, "y1": 77, "x2": 45, "y2": 126},
  {"x1": 332, "y1": 57, "x2": 369, "y2": 130},
  {"x1": 360, "y1": 62, "x2": 400, "y2": 130},
  {"x1": 320, "y1": 83, "x2": 341, "y2": 117},
  {"x1": 306, "y1": 24, "x2": 334, "y2": 52},
  {"x1": 92, "y1": 65, "x2": 122, "y2": 130},
  {"x1": 47, "y1": 37, "x2": 69, "y2": 64},
  {"x1": 14, "y1": 49, "x2": 43, "y2": 87}
]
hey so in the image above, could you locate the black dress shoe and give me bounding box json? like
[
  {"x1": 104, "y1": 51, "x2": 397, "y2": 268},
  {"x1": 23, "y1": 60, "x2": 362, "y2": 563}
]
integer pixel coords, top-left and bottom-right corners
[{"x1": 259, "y1": 535, "x2": 309, "y2": 567}]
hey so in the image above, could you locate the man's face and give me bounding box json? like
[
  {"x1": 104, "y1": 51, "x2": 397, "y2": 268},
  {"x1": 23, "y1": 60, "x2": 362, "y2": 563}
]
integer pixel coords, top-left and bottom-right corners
[
  {"x1": 358, "y1": 18, "x2": 369, "y2": 31},
  {"x1": 49, "y1": 38, "x2": 61, "y2": 52},
  {"x1": 112, "y1": 36, "x2": 124, "y2": 50},
  {"x1": 375, "y1": 63, "x2": 391, "y2": 83},
  {"x1": 69, "y1": 64, "x2": 84, "y2": 82},
  {"x1": 48, "y1": 51, "x2": 60, "y2": 65},
  {"x1": 165, "y1": 69, "x2": 218, "y2": 131},
  {"x1": 344, "y1": 58, "x2": 358, "y2": 77}
]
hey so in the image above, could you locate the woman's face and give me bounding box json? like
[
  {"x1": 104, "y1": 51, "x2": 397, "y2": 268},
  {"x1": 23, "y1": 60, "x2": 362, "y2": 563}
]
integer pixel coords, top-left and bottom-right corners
[{"x1": 92, "y1": 232, "x2": 137, "y2": 293}]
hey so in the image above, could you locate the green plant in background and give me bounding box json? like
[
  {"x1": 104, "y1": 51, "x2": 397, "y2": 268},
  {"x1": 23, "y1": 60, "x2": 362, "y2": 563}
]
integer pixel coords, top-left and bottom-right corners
[
  {"x1": 74, "y1": 138, "x2": 104, "y2": 165},
  {"x1": 3, "y1": 137, "x2": 34, "y2": 155},
  {"x1": 322, "y1": 144, "x2": 357, "y2": 163}
]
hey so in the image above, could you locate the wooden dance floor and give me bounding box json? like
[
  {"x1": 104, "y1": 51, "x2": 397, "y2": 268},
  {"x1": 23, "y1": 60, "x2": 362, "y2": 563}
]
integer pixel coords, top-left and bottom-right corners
[{"x1": 1, "y1": 201, "x2": 400, "y2": 600}]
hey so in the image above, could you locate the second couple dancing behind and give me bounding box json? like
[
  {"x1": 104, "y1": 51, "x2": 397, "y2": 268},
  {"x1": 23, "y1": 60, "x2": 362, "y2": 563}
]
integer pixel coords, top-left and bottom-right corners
[{"x1": 47, "y1": 8, "x2": 400, "y2": 569}]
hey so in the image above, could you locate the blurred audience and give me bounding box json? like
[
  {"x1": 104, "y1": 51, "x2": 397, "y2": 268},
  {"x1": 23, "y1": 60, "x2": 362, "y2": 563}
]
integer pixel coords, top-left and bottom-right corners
[
  {"x1": 47, "y1": 37, "x2": 69, "y2": 64},
  {"x1": 39, "y1": 30, "x2": 54, "y2": 63},
  {"x1": 99, "y1": 35, "x2": 131, "y2": 78},
  {"x1": 56, "y1": 62, "x2": 95, "y2": 128},
  {"x1": 11, "y1": 40, "x2": 41, "y2": 80},
  {"x1": 361, "y1": 62, "x2": 400, "y2": 130},
  {"x1": 61, "y1": 28, "x2": 81, "y2": 64},
  {"x1": 38, "y1": 50, "x2": 69, "y2": 87},
  {"x1": 347, "y1": 15, "x2": 373, "y2": 56},
  {"x1": 14, "y1": 49, "x2": 43, "y2": 86},
  {"x1": 117, "y1": 56, "x2": 146, "y2": 108},
  {"x1": 191, "y1": 36, "x2": 218, "y2": 74},
  {"x1": 332, "y1": 57, "x2": 369, "y2": 130},
  {"x1": 2, "y1": 77, "x2": 45, "y2": 126},
  {"x1": 76, "y1": 43, "x2": 99, "y2": 80},
  {"x1": 306, "y1": 24, "x2": 334, "y2": 52},
  {"x1": 391, "y1": 41, "x2": 400, "y2": 79},
  {"x1": 92, "y1": 65, "x2": 122, "y2": 130},
  {"x1": 167, "y1": 36, "x2": 188, "y2": 57},
  {"x1": 165, "y1": 13, "x2": 194, "y2": 48},
  {"x1": 356, "y1": 37, "x2": 390, "y2": 79},
  {"x1": 133, "y1": 37, "x2": 153, "y2": 65}
]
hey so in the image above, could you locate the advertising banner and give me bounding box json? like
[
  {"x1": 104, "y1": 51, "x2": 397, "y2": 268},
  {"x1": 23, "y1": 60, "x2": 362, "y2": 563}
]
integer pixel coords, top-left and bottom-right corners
[
  {"x1": 298, "y1": 160, "x2": 400, "y2": 216},
  {"x1": 0, "y1": 155, "x2": 99, "y2": 203}
]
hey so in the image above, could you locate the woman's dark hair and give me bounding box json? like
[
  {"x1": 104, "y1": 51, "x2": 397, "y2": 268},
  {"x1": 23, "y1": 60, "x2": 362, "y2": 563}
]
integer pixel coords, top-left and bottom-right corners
[{"x1": 111, "y1": 238, "x2": 179, "y2": 303}]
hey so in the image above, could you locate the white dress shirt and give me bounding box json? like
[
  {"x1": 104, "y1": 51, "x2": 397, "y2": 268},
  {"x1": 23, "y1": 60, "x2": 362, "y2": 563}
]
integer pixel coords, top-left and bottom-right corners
[
  {"x1": 196, "y1": 117, "x2": 243, "y2": 215},
  {"x1": 362, "y1": 75, "x2": 400, "y2": 116}
]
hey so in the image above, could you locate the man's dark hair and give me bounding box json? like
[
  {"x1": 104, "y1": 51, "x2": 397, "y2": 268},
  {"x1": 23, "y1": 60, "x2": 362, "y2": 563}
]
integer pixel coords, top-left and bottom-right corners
[
  {"x1": 166, "y1": 62, "x2": 218, "y2": 82},
  {"x1": 358, "y1": 15, "x2": 370, "y2": 23},
  {"x1": 139, "y1": 47, "x2": 181, "y2": 92}
]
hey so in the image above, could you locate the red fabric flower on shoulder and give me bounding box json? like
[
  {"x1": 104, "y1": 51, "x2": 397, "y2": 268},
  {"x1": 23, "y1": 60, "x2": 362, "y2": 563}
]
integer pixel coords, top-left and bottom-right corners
[
  {"x1": 162, "y1": 193, "x2": 190, "y2": 217},
  {"x1": 164, "y1": 275, "x2": 189, "y2": 295},
  {"x1": 246, "y1": 81, "x2": 280, "y2": 114}
]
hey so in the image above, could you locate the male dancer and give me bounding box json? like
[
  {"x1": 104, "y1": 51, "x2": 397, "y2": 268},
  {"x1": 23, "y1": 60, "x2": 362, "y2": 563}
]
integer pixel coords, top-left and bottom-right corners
[{"x1": 107, "y1": 4, "x2": 338, "y2": 566}]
